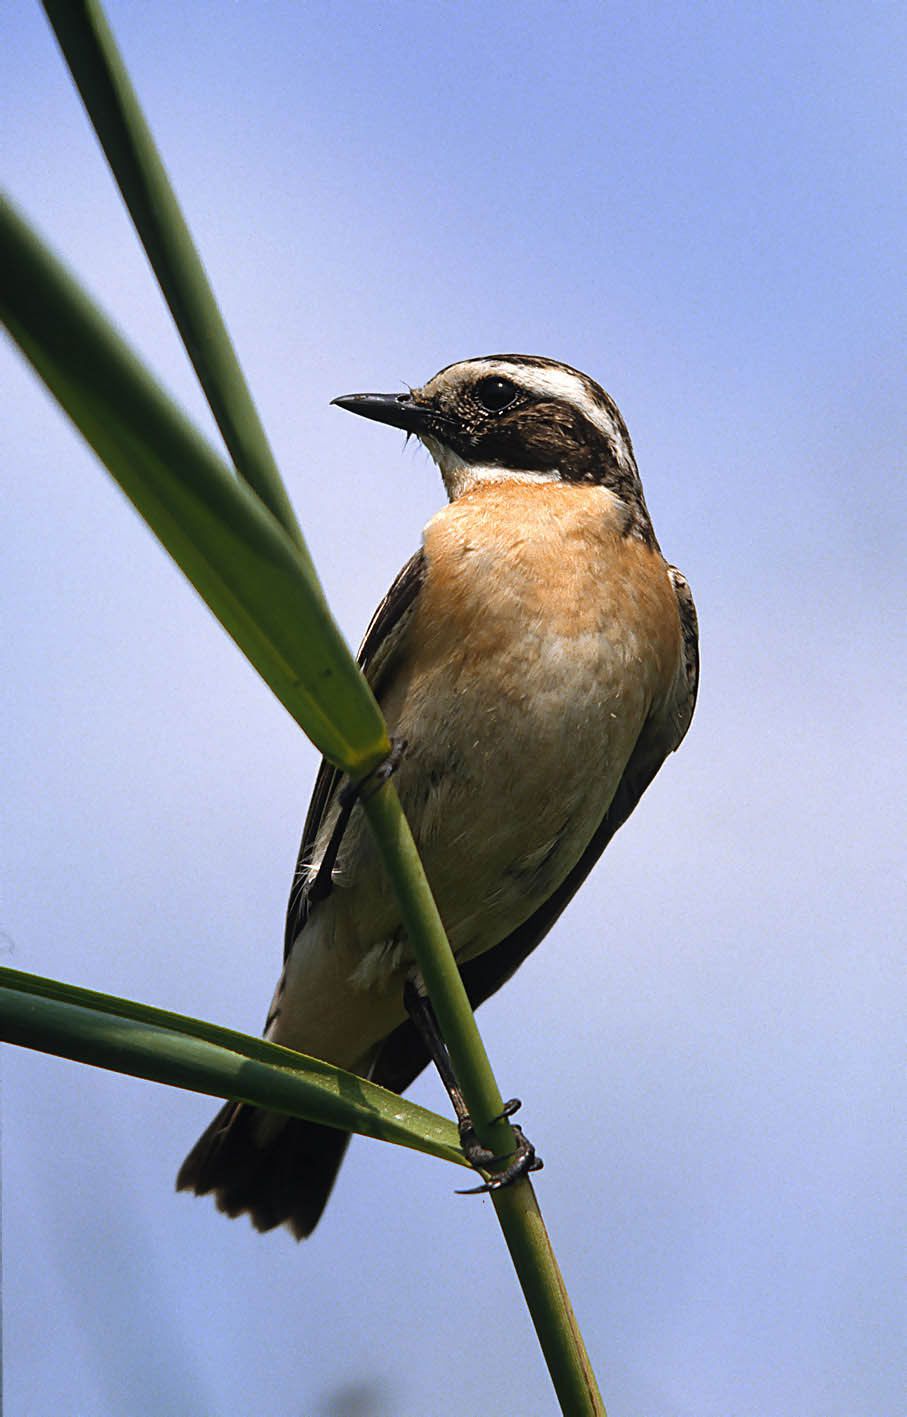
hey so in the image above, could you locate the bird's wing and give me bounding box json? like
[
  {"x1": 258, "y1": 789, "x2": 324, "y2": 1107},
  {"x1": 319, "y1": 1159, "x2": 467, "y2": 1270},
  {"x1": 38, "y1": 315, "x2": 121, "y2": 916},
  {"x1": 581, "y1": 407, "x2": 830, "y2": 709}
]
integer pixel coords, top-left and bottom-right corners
[
  {"x1": 283, "y1": 549, "x2": 427, "y2": 956},
  {"x1": 180, "y1": 554, "x2": 427, "y2": 1227},
  {"x1": 372, "y1": 563, "x2": 699, "y2": 1095},
  {"x1": 665, "y1": 565, "x2": 699, "y2": 744}
]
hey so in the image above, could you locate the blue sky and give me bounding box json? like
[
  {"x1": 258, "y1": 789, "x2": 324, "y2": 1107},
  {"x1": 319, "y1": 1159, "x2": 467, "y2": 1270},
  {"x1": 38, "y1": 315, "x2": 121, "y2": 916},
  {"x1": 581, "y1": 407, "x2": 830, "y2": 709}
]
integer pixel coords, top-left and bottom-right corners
[{"x1": 2, "y1": 3, "x2": 904, "y2": 1414}]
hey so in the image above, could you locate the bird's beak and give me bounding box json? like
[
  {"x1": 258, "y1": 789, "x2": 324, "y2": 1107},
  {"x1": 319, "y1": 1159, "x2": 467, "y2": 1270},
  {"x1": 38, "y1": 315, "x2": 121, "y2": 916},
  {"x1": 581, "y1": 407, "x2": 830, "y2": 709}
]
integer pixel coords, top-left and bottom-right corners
[{"x1": 331, "y1": 391, "x2": 433, "y2": 436}]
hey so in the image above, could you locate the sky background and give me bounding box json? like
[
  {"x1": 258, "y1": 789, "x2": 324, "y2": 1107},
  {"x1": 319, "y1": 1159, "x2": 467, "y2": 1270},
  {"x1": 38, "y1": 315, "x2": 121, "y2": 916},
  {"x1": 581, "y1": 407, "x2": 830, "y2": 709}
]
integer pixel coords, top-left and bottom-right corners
[{"x1": 2, "y1": 2, "x2": 904, "y2": 1414}]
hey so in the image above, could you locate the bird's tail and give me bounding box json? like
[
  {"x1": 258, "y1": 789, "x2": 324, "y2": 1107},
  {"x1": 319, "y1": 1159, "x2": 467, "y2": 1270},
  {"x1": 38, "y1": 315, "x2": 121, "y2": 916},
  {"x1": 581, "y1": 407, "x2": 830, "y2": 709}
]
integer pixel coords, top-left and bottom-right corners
[{"x1": 176, "y1": 1101, "x2": 351, "y2": 1239}]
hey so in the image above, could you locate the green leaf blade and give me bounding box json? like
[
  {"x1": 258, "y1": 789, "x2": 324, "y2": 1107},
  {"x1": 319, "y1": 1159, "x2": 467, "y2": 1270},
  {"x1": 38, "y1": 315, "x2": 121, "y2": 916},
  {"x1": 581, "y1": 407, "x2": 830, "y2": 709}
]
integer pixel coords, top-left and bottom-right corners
[
  {"x1": 0, "y1": 195, "x2": 389, "y2": 778},
  {"x1": 0, "y1": 967, "x2": 465, "y2": 1167}
]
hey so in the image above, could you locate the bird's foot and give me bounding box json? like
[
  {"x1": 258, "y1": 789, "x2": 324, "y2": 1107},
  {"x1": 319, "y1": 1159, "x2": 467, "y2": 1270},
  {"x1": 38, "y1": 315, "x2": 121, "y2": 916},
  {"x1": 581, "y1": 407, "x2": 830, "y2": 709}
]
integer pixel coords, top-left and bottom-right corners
[{"x1": 455, "y1": 1101, "x2": 544, "y2": 1195}]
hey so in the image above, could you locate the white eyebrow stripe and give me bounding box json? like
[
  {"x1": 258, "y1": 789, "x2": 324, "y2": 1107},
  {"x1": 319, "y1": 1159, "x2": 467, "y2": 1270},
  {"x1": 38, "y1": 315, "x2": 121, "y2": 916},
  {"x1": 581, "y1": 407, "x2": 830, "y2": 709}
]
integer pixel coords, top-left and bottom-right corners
[{"x1": 469, "y1": 360, "x2": 621, "y2": 444}]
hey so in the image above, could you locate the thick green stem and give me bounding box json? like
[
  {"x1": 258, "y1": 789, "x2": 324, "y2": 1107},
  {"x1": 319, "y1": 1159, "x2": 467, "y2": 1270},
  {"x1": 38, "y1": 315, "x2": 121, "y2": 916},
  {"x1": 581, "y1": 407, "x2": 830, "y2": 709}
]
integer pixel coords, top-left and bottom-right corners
[
  {"x1": 363, "y1": 782, "x2": 606, "y2": 1417},
  {"x1": 41, "y1": 0, "x2": 308, "y2": 561},
  {"x1": 492, "y1": 1185, "x2": 606, "y2": 1417}
]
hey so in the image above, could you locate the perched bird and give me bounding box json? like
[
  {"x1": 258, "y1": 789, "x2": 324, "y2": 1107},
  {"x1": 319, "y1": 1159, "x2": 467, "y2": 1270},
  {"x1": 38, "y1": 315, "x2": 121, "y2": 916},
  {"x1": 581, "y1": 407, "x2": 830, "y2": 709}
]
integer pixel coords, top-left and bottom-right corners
[{"x1": 177, "y1": 354, "x2": 699, "y2": 1237}]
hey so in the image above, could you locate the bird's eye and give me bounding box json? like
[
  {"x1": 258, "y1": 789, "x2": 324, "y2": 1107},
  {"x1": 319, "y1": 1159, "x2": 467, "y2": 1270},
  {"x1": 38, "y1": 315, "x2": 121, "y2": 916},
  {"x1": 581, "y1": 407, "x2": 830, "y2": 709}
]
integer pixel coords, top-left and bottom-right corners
[{"x1": 475, "y1": 376, "x2": 519, "y2": 412}]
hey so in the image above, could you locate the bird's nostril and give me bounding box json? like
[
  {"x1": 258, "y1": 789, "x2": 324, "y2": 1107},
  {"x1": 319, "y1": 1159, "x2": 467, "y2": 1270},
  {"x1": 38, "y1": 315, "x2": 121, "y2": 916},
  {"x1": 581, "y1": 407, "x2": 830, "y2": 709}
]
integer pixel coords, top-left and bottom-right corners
[{"x1": 395, "y1": 392, "x2": 411, "y2": 403}]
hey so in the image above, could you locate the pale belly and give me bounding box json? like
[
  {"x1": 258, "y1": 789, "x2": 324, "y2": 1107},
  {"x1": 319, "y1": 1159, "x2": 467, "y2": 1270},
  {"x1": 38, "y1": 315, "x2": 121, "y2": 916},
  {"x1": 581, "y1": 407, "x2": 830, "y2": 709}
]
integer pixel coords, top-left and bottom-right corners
[
  {"x1": 398, "y1": 630, "x2": 647, "y2": 955},
  {"x1": 309, "y1": 615, "x2": 653, "y2": 998}
]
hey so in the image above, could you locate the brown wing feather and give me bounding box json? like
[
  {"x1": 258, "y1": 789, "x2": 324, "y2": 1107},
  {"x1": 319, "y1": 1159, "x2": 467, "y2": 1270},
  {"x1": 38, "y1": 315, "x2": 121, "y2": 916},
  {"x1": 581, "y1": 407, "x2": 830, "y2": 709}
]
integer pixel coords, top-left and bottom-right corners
[
  {"x1": 181, "y1": 549, "x2": 431, "y2": 1235},
  {"x1": 283, "y1": 550, "x2": 427, "y2": 955}
]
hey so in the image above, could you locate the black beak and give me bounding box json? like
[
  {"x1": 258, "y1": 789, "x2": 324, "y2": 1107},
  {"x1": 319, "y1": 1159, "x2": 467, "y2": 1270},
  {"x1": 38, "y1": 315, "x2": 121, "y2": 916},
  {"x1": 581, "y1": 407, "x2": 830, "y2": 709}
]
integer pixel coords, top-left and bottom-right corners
[{"x1": 331, "y1": 390, "x2": 433, "y2": 436}]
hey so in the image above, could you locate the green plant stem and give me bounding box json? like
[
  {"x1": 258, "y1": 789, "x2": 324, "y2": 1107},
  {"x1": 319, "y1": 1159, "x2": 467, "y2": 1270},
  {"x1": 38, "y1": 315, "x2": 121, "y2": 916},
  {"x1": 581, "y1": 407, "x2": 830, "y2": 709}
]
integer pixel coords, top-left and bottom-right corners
[
  {"x1": 492, "y1": 1185, "x2": 606, "y2": 1417},
  {"x1": 40, "y1": 0, "x2": 307, "y2": 561},
  {"x1": 363, "y1": 782, "x2": 606, "y2": 1417}
]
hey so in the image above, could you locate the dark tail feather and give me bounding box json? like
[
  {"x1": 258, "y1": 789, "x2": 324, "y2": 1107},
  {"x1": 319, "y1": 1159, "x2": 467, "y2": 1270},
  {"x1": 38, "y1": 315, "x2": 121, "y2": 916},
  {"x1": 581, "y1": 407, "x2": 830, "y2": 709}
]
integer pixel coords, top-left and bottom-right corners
[{"x1": 176, "y1": 1101, "x2": 351, "y2": 1239}]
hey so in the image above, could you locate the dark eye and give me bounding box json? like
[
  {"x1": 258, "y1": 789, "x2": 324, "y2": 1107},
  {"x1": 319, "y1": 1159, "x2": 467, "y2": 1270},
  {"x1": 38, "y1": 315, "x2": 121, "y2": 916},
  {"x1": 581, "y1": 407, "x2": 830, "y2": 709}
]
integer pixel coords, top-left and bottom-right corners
[{"x1": 475, "y1": 376, "x2": 519, "y2": 412}]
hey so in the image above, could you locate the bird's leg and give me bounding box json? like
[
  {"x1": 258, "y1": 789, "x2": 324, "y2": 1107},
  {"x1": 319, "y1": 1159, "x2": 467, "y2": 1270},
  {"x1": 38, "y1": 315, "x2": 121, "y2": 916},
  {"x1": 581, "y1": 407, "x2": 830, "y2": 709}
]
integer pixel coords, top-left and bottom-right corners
[
  {"x1": 339, "y1": 737, "x2": 406, "y2": 809},
  {"x1": 402, "y1": 979, "x2": 543, "y2": 1191},
  {"x1": 402, "y1": 979, "x2": 481, "y2": 1152},
  {"x1": 310, "y1": 740, "x2": 407, "y2": 904},
  {"x1": 307, "y1": 796, "x2": 354, "y2": 904}
]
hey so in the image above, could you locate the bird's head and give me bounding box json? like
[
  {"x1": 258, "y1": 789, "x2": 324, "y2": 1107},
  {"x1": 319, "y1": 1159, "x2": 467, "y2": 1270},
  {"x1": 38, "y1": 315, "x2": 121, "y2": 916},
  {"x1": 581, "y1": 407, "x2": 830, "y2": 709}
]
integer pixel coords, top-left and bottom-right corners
[{"x1": 333, "y1": 354, "x2": 653, "y2": 538}]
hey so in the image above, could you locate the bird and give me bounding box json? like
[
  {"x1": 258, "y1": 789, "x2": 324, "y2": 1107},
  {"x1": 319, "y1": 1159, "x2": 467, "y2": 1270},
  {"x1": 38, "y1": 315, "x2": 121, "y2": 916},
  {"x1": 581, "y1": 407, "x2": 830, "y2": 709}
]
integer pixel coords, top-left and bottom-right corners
[{"x1": 177, "y1": 353, "x2": 699, "y2": 1237}]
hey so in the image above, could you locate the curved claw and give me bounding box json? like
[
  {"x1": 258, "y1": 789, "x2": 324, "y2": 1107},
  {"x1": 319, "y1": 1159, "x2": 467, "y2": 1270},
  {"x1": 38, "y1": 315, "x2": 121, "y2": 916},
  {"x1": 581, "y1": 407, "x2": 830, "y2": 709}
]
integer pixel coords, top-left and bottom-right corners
[
  {"x1": 455, "y1": 1124, "x2": 544, "y2": 1195},
  {"x1": 458, "y1": 1099, "x2": 524, "y2": 1167}
]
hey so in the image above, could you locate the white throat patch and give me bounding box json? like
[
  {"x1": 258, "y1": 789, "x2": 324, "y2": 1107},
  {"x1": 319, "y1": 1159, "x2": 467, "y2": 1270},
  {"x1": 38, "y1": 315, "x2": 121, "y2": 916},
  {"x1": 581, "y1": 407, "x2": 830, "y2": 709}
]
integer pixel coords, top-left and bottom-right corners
[{"x1": 420, "y1": 435, "x2": 560, "y2": 501}]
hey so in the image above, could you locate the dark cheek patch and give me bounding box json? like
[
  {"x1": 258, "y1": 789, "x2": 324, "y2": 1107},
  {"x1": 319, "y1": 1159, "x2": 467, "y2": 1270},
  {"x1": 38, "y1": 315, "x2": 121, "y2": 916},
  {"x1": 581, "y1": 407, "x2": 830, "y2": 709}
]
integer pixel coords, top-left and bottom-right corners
[{"x1": 476, "y1": 404, "x2": 591, "y2": 474}]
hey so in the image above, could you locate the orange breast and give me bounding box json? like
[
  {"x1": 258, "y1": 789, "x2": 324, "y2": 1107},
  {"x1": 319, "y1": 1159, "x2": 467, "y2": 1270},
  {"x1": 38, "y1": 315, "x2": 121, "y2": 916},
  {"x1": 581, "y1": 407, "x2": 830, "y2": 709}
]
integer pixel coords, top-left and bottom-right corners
[{"x1": 410, "y1": 480, "x2": 682, "y2": 702}]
